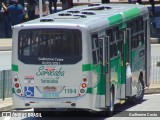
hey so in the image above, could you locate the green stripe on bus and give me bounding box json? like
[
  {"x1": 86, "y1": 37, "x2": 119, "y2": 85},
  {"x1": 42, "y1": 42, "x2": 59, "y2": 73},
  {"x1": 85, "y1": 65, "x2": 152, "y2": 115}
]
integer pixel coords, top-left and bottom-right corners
[
  {"x1": 87, "y1": 88, "x2": 92, "y2": 94},
  {"x1": 12, "y1": 64, "x2": 19, "y2": 72},
  {"x1": 82, "y1": 64, "x2": 92, "y2": 71},
  {"x1": 12, "y1": 88, "x2": 15, "y2": 93},
  {"x1": 83, "y1": 64, "x2": 104, "y2": 94},
  {"x1": 108, "y1": 14, "x2": 123, "y2": 26},
  {"x1": 119, "y1": 23, "x2": 127, "y2": 30},
  {"x1": 87, "y1": 73, "x2": 106, "y2": 95},
  {"x1": 123, "y1": 7, "x2": 140, "y2": 20},
  {"x1": 82, "y1": 64, "x2": 101, "y2": 73}
]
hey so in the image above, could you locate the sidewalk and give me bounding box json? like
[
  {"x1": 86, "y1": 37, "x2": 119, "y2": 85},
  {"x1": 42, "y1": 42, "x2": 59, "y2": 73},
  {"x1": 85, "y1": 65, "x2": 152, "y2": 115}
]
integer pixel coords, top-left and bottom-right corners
[
  {"x1": 0, "y1": 98, "x2": 13, "y2": 111},
  {"x1": 145, "y1": 84, "x2": 160, "y2": 94},
  {"x1": 0, "y1": 38, "x2": 12, "y2": 51},
  {"x1": 0, "y1": 84, "x2": 160, "y2": 112}
]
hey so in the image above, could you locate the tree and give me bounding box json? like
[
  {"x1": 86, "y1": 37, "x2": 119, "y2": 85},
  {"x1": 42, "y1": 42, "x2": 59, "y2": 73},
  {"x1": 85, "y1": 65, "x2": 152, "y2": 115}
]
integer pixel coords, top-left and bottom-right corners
[{"x1": 102, "y1": 0, "x2": 110, "y2": 3}]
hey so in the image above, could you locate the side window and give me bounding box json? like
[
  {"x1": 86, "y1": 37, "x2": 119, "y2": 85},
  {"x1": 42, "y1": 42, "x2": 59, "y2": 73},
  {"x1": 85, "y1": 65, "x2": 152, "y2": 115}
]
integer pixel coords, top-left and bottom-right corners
[
  {"x1": 110, "y1": 44, "x2": 117, "y2": 58},
  {"x1": 92, "y1": 34, "x2": 99, "y2": 64},
  {"x1": 137, "y1": 17, "x2": 143, "y2": 31},
  {"x1": 132, "y1": 20, "x2": 138, "y2": 34},
  {"x1": 113, "y1": 27, "x2": 119, "y2": 41},
  {"x1": 138, "y1": 33, "x2": 144, "y2": 46},
  {"x1": 106, "y1": 29, "x2": 113, "y2": 42},
  {"x1": 132, "y1": 36, "x2": 138, "y2": 49},
  {"x1": 106, "y1": 27, "x2": 124, "y2": 59},
  {"x1": 109, "y1": 27, "x2": 119, "y2": 58},
  {"x1": 130, "y1": 16, "x2": 144, "y2": 50},
  {"x1": 117, "y1": 30, "x2": 124, "y2": 54}
]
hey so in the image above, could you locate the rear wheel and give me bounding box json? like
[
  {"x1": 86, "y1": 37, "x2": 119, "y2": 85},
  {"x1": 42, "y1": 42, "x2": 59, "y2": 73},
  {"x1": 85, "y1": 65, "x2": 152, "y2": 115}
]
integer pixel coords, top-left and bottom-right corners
[{"x1": 131, "y1": 79, "x2": 144, "y2": 104}]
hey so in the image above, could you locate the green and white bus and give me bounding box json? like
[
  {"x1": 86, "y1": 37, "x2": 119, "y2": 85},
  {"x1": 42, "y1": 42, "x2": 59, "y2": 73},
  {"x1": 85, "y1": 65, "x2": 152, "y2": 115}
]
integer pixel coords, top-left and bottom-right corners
[{"x1": 12, "y1": 3, "x2": 150, "y2": 115}]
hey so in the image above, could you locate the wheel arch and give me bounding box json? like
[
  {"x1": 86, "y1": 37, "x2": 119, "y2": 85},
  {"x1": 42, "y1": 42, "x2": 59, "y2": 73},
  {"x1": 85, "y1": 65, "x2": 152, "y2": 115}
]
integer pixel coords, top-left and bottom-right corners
[{"x1": 139, "y1": 70, "x2": 145, "y2": 85}]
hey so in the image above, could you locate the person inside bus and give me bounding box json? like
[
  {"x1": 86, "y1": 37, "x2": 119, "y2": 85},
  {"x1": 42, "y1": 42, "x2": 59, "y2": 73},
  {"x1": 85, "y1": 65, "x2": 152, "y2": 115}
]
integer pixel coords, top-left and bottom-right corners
[{"x1": 35, "y1": 0, "x2": 50, "y2": 18}]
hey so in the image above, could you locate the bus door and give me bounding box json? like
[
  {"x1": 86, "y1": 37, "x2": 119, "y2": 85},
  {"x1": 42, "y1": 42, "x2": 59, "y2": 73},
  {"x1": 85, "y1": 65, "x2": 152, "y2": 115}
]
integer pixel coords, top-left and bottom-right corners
[
  {"x1": 104, "y1": 36, "x2": 111, "y2": 107},
  {"x1": 120, "y1": 28, "x2": 132, "y2": 99},
  {"x1": 98, "y1": 36, "x2": 110, "y2": 108},
  {"x1": 125, "y1": 28, "x2": 133, "y2": 97}
]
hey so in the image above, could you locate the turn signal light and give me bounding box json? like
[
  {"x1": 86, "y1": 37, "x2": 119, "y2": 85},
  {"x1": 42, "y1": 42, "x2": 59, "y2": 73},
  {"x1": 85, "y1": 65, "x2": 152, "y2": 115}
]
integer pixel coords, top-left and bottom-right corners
[
  {"x1": 83, "y1": 78, "x2": 87, "y2": 82},
  {"x1": 82, "y1": 83, "x2": 87, "y2": 88},
  {"x1": 14, "y1": 78, "x2": 18, "y2": 82}
]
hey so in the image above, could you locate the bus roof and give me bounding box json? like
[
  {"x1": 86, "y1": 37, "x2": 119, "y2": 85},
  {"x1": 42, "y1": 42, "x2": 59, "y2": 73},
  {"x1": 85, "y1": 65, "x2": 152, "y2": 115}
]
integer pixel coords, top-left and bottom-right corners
[{"x1": 21, "y1": 3, "x2": 149, "y2": 30}]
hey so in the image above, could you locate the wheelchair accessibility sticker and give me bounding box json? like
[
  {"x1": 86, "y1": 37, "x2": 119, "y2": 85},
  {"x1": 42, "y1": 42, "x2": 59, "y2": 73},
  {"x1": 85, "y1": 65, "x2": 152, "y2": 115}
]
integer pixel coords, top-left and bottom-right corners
[{"x1": 24, "y1": 87, "x2": 34, "y2": 97}]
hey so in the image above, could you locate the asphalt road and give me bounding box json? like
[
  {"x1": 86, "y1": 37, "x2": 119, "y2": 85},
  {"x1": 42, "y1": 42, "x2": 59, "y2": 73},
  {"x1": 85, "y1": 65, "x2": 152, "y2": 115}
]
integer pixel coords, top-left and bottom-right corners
[{"x1": 1, "y1": 94, "x2": 160, "y2": 120}]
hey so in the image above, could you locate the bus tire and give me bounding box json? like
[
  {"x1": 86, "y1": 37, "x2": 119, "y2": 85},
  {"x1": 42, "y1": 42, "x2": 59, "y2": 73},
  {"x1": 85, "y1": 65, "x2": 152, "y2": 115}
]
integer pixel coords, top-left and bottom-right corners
[
  {"x1": 131, "y1": 79, "x2": 144, "y2": 104},
  {"x1": 107, "y1": 87, "x2": 114, "y2": 117}
]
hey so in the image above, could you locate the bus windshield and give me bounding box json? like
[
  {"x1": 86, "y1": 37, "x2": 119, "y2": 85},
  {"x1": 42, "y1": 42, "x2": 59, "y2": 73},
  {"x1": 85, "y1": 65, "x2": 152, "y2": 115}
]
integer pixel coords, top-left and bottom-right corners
[{"x1": 18, "y1": 29, "x2": 82, "y2": 65}]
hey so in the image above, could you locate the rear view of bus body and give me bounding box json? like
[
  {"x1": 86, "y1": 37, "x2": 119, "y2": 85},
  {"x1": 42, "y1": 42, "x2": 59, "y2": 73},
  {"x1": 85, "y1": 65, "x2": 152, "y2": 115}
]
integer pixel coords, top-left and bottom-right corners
[{"x1": 12, "y1": 3, "x2": 150, "y2": 114}]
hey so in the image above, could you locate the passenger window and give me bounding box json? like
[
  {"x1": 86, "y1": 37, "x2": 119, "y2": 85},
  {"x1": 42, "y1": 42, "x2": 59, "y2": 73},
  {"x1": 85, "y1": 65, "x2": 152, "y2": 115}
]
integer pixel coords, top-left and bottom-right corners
[
  {"x1": 138, "y1": 33, "x2": 144, "y2": 46},
  {"x1": 92, "y1": 34, "x2": 99, "y2": 64},
  {"x1": 137, "y1": 17, "x2": 143, "y2": 31},
  {"x1": 110, "y1": 43, "x2": 118, "y2": 58},
  {"x1": 132, "y1": 36, "x2": 138, "y2": 49}
]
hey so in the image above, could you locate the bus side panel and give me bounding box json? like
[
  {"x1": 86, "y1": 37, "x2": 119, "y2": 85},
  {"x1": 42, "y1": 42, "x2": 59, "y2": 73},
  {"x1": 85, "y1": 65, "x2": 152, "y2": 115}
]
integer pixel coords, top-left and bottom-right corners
[{"x1": 131, "y1": 46, "x2": 145, "y2": 95}]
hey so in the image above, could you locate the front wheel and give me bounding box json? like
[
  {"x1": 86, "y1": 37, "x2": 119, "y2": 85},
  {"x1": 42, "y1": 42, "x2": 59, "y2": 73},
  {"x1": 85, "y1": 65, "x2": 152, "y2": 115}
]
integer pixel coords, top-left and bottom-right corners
[{"x1": 132, "y1": 79, "x2": 144, "y2": 104}]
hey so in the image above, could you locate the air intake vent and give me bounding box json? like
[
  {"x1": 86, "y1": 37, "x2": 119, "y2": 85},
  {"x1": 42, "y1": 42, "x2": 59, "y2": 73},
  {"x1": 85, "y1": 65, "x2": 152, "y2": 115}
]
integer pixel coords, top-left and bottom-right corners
[
  {"x1": 86, "y1": 6, "x2": 105, "y2": 10},
  {"x1": 88, "y1": 3, "x2": 101, "y2": 7},
  {"x1": 81, "y1": 11, "x2": 95, "y2": 15},
  {"x1": 54, "y1": 16, "x2": 80, "y2": 19},
  {"x1": 84, "y1": 6, "x2": 112, "y2": 11},
  {"x1": 40, "y1": 18, "x2": 54, "y2": 22},
  {"x1": 105, "y1": 6, "x2": 112, "y2": 9},
  {"x1": 73, "y1": 14, "x2": 87, "y2": 18},
  {"x1": 67, "y1": 10, "x2": 80, "y2": 14},
  {"x1": 58, "y1": 13, "x2": 72, "y2": 16}
]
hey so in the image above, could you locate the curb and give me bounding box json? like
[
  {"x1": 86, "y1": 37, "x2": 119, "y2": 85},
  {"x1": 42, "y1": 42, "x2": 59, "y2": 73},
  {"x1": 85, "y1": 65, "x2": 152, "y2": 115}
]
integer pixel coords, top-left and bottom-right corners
[
  {"x1": 0, "y1": 105, "x2": 13, "y2": 111},
  {"x1": 145, "y1": 88, "x2": 160, "y2": 94},
  {"x1": 151, "y1": 38, "x2": 160, "y2": 44},
  {"x1": 0, "y1": 46, "x2": 12, "y2": 51},
  {"x1": 0, "y1": 98, "x2": 13, "y2": 111},
  {"x1": 0, "y1": 38, "x2": 12, "y2": 51}
]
